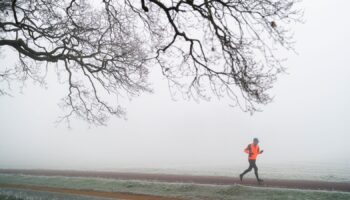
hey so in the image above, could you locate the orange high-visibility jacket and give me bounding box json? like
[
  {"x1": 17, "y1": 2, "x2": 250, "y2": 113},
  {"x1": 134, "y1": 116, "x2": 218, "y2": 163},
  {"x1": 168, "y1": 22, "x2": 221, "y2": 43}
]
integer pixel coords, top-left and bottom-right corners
[{"x1": 244, "y1": 143, "x2": 260, "y2": 160}]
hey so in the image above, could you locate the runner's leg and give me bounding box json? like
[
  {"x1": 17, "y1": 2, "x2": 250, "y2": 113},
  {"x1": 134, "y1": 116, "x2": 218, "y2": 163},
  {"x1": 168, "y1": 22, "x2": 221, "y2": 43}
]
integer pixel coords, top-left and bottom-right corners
[
  {"x1": 252, "y1": 160, "x2": 259, "y2": 179},
  {"x1": 240, "y1": 160, "x2": 254, "y2": 181},
  {"x1": 252, "y1": 160, "x2": 263, "y2": 182}
]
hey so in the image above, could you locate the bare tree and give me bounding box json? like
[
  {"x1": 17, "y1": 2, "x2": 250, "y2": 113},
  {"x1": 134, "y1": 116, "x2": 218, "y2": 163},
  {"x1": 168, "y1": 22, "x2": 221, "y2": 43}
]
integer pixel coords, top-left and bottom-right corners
[{"x1": 0, "y1": 0, "x2": 300, "y2": 125}]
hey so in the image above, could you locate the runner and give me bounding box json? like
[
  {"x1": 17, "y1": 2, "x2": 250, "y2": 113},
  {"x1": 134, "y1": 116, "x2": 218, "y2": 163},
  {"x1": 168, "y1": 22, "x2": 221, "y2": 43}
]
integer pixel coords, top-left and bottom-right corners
[{"x1": 240, "y1": 138, "x2": 264, "y2": 183}]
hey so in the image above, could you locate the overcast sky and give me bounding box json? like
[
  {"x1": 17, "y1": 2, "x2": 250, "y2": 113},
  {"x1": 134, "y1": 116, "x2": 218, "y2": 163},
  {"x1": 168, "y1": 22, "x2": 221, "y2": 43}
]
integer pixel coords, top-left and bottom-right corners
[{"x1": 0, "y1": 0, "x2": 350, "y2": 170}]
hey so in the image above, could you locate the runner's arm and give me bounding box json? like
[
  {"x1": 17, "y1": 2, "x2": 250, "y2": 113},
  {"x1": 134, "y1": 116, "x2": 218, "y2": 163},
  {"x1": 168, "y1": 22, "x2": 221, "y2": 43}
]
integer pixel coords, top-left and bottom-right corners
[{"x1": 244, "y1": 145, "x2": 250, "y2": 154}]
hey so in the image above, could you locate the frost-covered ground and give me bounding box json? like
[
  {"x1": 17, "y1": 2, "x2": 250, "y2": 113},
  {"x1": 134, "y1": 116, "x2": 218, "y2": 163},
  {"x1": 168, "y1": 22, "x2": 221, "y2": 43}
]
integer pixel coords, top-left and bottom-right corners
[
  {"x1": 96, "y1": 162, "x2": 350, "y2": 183},
  {"x1": 0, "y1": 174, "x2": 350, "y2": 200},
  {"x1": 0, "y1": 188, "x2": 115, "y2": 200}
]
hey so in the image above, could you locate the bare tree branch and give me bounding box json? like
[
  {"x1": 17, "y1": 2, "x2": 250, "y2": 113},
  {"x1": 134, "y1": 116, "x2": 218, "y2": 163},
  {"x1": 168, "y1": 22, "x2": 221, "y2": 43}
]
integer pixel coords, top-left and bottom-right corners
[{"x1": 0, "y1": 0, "x2": 301, "y2": 125}]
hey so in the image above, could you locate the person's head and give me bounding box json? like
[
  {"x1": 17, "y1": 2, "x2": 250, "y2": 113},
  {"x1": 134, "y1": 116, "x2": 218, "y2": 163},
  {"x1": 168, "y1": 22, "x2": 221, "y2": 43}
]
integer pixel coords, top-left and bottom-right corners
[{"x1": 253, "y1": 138, "x2": 259, "y2": 145}]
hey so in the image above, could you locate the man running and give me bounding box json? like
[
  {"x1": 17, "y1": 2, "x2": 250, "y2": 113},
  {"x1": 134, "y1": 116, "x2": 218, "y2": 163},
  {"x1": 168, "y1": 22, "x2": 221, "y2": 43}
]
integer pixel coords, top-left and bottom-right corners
[{"x1": 240, "y1": 138, "x2": 264, "y2": 183}]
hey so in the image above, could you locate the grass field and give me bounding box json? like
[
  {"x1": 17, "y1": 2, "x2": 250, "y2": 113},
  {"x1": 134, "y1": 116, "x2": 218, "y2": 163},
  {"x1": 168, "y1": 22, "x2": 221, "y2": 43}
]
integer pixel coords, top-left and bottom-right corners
[{"x1": 0, "y1": 173, "x2": 350, "y2": 200}]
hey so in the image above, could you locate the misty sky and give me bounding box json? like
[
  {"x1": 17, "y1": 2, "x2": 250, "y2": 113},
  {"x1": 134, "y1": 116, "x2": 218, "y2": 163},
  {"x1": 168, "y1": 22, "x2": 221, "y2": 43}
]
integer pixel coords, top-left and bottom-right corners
[{"x1": 0, "y1": 0, "x2": 350, "y2": 170}]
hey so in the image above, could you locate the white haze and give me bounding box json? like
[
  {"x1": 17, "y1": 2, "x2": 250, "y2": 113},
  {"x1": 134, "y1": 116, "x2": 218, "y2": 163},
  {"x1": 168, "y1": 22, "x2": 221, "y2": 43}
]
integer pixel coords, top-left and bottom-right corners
[{"x1": 0, "y1": 0, "x2": 350, "y2": 171}]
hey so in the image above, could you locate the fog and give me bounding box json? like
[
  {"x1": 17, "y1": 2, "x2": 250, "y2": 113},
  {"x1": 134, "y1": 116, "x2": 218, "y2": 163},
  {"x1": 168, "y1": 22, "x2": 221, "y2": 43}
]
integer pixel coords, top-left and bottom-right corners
[{"x1": 1, "y1": 0, "x2": 350, "y2": 171}]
